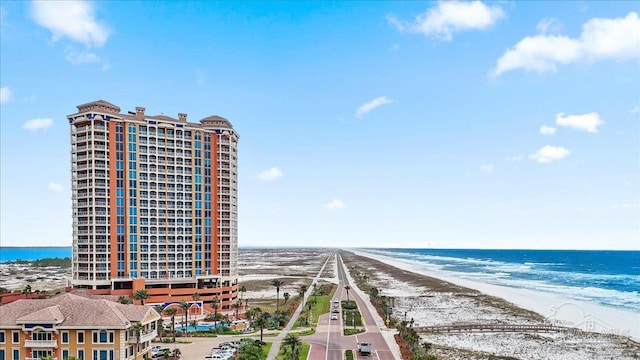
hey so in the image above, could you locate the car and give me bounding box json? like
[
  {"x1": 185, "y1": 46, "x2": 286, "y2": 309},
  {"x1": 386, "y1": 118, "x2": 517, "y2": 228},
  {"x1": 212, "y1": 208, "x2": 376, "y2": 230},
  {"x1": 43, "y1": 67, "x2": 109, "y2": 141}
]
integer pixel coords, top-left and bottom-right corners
[{"x1": 331, "y1": 313, "x2": 338, "y2": 320}]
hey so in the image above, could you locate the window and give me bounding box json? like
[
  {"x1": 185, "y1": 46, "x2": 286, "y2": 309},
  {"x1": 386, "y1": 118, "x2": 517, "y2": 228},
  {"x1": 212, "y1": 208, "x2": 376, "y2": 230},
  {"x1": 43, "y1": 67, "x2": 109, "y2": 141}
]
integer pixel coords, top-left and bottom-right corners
[
  {"x1": 62, "y1": 331, "x2": 69, "y2": 344},
  {"x1": 0, "y1": 331, "x2": 4, "y2": 343},
  {"x1": 62, "y1": 349, "x2": 69, "y2": 360},
  {"x1": 0, "y1": 349, "x2": 4, "y2": 360},
  {"x1": 11, "y1": 349, "x2": 18, "y2": 360},
  {"x1": 77, "y1": 331, "x2": 85, "y2": 344},
  {"x1": 11, "y1": 332, "x2": 18, "y2": 344},
  {"x1": 92, "y1": 350, "x2": 114, "y2": 360},
  {"x1": 77, "y1": 349, "x2": 84, "y2": 360},
  {"x1": 92, "y1": 330, "x2": 114, "y2": 344}
]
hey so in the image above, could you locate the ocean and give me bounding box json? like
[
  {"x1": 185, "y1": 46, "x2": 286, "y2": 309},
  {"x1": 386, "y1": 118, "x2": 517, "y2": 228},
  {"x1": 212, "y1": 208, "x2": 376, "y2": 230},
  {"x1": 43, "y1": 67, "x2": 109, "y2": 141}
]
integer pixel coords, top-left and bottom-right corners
[
  {"x1": 0, "y1": 247, "x2": 72, "y2": 262},
  {"x1": 359, "y1": 248, "x2": 640, "y2": 314},
  {"x1": 2, "y1": 246, "x2": 638, "y2": 314}
]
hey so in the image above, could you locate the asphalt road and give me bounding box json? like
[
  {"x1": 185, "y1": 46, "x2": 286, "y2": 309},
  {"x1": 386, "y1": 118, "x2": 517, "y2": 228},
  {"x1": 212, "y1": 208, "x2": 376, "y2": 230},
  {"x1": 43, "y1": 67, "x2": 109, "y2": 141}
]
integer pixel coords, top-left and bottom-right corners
[{"x1": 303, "y1": 253, "x2": 397, "y2": 360}]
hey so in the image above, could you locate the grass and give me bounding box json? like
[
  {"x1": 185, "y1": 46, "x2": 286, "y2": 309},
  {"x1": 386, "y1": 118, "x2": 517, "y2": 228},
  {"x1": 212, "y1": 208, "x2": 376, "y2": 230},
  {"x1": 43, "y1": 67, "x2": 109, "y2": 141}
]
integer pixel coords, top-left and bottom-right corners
[
  {"x1": 291, "y1": 284, "x2": 337, "y2": 330},
  {"x1": 344, "y1": 328, "x2": 365, "y2": 336},
  {"x1": 275, "y1": 342, "x2": 310, "y2": 360},
  {"x1": 261, "y1": 342, "x2": 273, "y2": 358},
  {"x1": 288, "y1": 329, "x2": 315, "y2": 337}
]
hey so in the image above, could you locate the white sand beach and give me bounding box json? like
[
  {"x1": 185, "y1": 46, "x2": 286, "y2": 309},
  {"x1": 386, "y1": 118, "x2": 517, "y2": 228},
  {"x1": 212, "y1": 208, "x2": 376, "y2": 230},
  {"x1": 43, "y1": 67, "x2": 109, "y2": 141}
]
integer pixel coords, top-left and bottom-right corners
[{"x1": 352, "y1": 249, "x2": 640, "y2": 342}]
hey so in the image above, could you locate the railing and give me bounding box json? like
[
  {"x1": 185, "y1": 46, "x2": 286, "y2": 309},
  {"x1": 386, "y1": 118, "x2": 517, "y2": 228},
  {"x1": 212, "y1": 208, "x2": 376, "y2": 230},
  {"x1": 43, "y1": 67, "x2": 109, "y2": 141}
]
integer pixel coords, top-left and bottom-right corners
[
  {"x1": 128, "y1": 330, "x2": 157, "y2": 344},
  {"x1": 24, "y1": 339, "x2": 58, "y2": 347},
  {"x1": 414, "y1": 324, "x2": 577, "y2": 334}
]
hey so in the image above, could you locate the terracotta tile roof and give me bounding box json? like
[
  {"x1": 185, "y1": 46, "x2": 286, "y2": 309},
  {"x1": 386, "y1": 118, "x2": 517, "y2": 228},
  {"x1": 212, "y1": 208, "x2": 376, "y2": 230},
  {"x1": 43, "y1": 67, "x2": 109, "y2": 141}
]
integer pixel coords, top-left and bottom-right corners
[{"x1": 0, "y1": 293, "x2": 159, "y2": 328}]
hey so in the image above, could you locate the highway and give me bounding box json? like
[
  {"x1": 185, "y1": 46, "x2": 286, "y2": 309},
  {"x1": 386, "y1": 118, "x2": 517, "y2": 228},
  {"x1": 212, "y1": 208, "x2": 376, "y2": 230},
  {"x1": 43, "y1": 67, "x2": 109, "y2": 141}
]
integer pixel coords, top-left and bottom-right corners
[{"x1": 304, "y1": 252, "x2": 398, "y2": 360}]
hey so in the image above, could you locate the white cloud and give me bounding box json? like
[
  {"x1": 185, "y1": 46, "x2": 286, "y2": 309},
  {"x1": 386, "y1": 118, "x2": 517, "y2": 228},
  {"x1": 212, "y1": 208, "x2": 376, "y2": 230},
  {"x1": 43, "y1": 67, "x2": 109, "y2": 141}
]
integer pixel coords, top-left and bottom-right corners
[
  {"x1": 355, "y1": 96, "x2": 394, "y2": 118},
  {"x1": 536, "y1": 18, "x2": 563, "y2": 34},
  {"x1": 48, "y1": 182, "x2": 64, "y2": 192},
  {"x1": 555, "y1": 112, "x2": 603, "y2": 133},
  {"x1": 0, "y1": 86, "x2": 12, "y2": 104},
  {"x1": 631, "y1": 106, "x2": 639, "y2": 114},
  {"x1": 506, "y1": 154, "x2": 524, "y2": 162},
  {"x1": 480, "y1": 164, "x2": 494, "y2": 173},
  {"x1": 65, "y1": 48, "x2": 100, "y2": 64},
  {"x1": 493, "y1": 12, "x2": 640, "y2": 76},
  {"x1": 540, "y1": 125, "x2": 557, "y2": 135},
  {"x1": 22, "y1": 117, "x2": 53, "y2": 131},
  {"x1": 325, "y1": 199, "x2": 346, "y2": 210},
  {"x1": 257, "y1": 167, "x2": 283, "y2": 181},
  {"x1": 529, "y1": 145, "x2": 570, "y2": 163},
  {"x1": 387, "y1": 1, "x2": 505, "y2": 41},
  {"x1": 31, "y1": 0, "x2": 110, "y2": 47}
]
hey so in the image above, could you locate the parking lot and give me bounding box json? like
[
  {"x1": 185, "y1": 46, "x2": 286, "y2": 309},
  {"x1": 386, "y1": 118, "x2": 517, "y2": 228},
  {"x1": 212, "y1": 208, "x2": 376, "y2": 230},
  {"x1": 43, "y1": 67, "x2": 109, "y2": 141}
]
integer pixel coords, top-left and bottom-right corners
[{"x1": 156, "y1": 335, "x2": 260, "y2": 360}]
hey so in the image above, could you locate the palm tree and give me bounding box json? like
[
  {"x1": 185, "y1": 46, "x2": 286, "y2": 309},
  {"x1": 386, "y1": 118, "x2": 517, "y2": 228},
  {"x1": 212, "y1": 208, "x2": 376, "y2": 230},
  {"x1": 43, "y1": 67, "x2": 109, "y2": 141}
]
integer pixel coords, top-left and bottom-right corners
[
  {"x1": 153, "y1": 305, "x2": 164, "y2": 342},
  {"x1": 283, "y1": 292, "x2": 290, "y2": 305},
  {"x1": 171, "y1": 348, "x2": 181, "y2": 360},
  {"x1": 189, "y1": 319, "x2": 198, "y2": 334},
  {"x1": 313, "y1": 283, "x2": 318, "y2": 303},
  {"x1": 133, "y1": 289, "x2": 149, "y2": 305},
  {"x1": 22, "y1": 284, "x2": 32, "y2": 295},
  {"x1": 306, "y1": 302, "x2": 313, "y2": 326},
  {"x1": 165, "y1": 307, "x2": 178, "y2": 342},
  {"x1": 211, "y1": 296, "x2": 220, "y2": 332},
  {"x1": 179, "y1": 300, "x2": 189, "y2": 335},
  {"x1": 254, "y1": 312, "x2": 270, "y2": 343},
  {"x1": 240, "y1": 285, "x2": 246, "y2": 301},
  {"x1": 117, "y1": 296, "x2": 130, "y2": 304},
  {"x1": 344, "y1": 285, "x2": 351, "y2": 303},
  {"x1": 132, "y1": 322, "x2": 143, "y2": 359},
  {"x1": 270, "y1": 279, "x2": 284, "y2": 313},
  {"x1": 299, "y1": 285, "x2": 307, "y2": 298},
  {"x1": 283, "y1": 333, "x2": 302, "y2": 360},
  {"x1": 232, "y1": 301, "x2": 242, "y2": 321}
]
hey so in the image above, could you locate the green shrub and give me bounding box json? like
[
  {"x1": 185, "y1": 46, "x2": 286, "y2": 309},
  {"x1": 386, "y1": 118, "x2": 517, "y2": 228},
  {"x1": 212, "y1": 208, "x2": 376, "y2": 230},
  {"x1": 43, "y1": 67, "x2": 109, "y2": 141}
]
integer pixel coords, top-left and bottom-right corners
[{"x1": 345, "y1": 350, "x2": 354, "y2": 360}]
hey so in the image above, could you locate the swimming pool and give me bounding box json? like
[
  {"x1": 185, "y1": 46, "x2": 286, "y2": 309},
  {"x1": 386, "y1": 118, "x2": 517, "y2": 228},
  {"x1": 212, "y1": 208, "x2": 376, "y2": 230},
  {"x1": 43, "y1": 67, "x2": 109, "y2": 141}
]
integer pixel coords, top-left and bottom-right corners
[{"x1": 174, "y1": 323, "x2": 225, "y2": 332}]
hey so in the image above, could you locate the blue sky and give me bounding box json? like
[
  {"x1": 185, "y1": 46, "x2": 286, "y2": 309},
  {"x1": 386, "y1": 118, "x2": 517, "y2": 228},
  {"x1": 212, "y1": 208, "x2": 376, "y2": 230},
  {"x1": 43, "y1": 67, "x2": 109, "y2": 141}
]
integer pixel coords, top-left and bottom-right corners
[{"x1": 1, "y1": 1, "x2": 638, "y2": 250}]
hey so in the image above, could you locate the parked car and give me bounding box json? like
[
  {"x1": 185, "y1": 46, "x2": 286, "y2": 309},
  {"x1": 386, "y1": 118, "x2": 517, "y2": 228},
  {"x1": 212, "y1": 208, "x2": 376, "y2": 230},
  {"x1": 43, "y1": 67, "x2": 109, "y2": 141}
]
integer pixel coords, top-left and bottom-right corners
[{"x1": 331, "y1": 313, "x2": 339, "y2": 320}]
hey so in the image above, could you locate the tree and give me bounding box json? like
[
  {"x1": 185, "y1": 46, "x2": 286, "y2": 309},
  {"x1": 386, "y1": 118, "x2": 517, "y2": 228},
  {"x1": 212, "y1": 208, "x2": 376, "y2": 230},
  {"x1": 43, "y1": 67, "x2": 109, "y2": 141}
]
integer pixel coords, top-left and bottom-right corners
[
  {"x1": 22, "y1": 284, "x2": 32, "y2": 295},
  {"x1": 271, "y1": 279, "x2": 284, "y2": 314},
  {"x1": 306, "y1": 302, "x2": 313, "y2": 326},
  {"x1": 132, "y1": 322, "x2": 143, "y2": 359},
  {"x1": 299, "y1": 285, "x2": 307, "y2": 298},
  {"x1": 232, "y1": 301, "x2": 242, "y2": 321},
  {"x1": 253, "y1": 312, "x2": 271, "y2": 342},
  {"x1": 211, "y1": 296, "x2": 220, "y2": 332},
  {"x1": 313, "y1": 283, "x2": 318, "y2": 303},
  {"x1": 133, "y1": 289, "x2": 150, "y2": 305},
  {"x1": 153, "y1": 305, "x2": 164, "y2": 342},
  {"x1": 344, "y1": 285, "x2": 351, "y2": 303},
  {"x1": 189, "y1": 319, "x2": 198, "y2": 334},
  {"x1": 171, "y1": 348, "x2": 181, "y2": 360},
  {"x1": 179, "y1": 300, "x2": 189, "y2": 335},
  {"x1": 165, "y1": 307, "x2": 178, "y2": 343},
  {"x1": 283, "y1": 333, "x2": 302, "y2": 360},
  {"x1": 240, "y1": 285, "x2": 246, "y2": 301},
  {"x1": 283, "y1": 292, "x2": 290, "y2": 305},
  {"x1": 118, "y1": 296, "x2": 130, "y2": 304}
]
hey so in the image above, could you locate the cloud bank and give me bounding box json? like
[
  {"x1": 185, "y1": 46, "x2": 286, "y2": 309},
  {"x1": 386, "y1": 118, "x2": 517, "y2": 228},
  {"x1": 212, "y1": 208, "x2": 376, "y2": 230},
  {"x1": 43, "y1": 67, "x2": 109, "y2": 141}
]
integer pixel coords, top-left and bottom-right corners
[{"x1": 493, "y1": 12, "x2": 640, "y2": 76}]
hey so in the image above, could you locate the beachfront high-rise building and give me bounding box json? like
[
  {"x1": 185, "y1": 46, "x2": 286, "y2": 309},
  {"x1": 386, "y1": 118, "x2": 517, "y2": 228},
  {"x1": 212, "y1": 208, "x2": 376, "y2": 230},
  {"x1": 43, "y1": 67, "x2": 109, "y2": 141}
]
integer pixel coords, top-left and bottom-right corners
[{"x1": 66, "y1": 100, "x2": 239, "y2": 312}]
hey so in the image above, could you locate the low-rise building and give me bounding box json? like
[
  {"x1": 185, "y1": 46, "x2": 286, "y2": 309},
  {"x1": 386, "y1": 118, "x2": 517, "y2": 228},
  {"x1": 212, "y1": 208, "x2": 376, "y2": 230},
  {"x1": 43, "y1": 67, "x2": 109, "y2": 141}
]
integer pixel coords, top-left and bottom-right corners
[{"x1": 0, "y1": 293, "x2": 160, "y2": 360}]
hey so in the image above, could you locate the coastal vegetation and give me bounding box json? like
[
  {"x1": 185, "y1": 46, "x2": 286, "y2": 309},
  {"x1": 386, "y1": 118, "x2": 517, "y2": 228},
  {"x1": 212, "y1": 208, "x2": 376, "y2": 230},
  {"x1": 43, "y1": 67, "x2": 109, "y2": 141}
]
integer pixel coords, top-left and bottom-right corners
[{"x1": 7, "y1": 257, "x2": 71, "y2": 267}]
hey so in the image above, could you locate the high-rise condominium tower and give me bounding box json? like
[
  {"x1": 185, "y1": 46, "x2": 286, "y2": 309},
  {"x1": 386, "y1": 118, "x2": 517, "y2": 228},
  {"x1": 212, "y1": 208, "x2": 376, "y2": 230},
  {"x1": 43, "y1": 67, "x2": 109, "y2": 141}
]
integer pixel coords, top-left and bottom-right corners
[{"x1": 67, "y1": 100, "x2": 239, "y2": 310}]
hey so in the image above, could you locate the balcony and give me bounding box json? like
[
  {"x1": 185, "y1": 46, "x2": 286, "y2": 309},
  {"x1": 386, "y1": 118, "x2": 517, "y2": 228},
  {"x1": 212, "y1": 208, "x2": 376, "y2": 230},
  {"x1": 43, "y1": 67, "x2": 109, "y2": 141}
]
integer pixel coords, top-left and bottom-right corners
[
  {"x1": 24, "y1": 339, "x2": 57, "y2": 348},
  {"x1": 128, "y1": 330, "x2": 157, "y2": 344}
]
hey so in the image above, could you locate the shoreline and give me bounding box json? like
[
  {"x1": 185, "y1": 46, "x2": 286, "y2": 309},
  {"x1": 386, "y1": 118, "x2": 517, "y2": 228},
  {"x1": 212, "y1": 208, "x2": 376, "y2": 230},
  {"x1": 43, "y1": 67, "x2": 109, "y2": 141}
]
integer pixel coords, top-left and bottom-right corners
[{"x1": 352, "y1": 249, "x2": 640, "y2": 342}]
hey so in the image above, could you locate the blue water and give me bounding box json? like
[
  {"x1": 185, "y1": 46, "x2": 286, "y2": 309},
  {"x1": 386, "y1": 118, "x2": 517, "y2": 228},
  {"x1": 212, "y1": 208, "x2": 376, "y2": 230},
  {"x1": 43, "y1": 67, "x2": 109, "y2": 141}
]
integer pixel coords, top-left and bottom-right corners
[
  {"x1": 0, "y1": 247, "x2": 72, "y2": 262},
  {"x1": 175, "y1": 323, "x2": 224, "y2": 332},
  {"x1": 359, "y1": 248, "x2": 640, "y2": 313}
]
